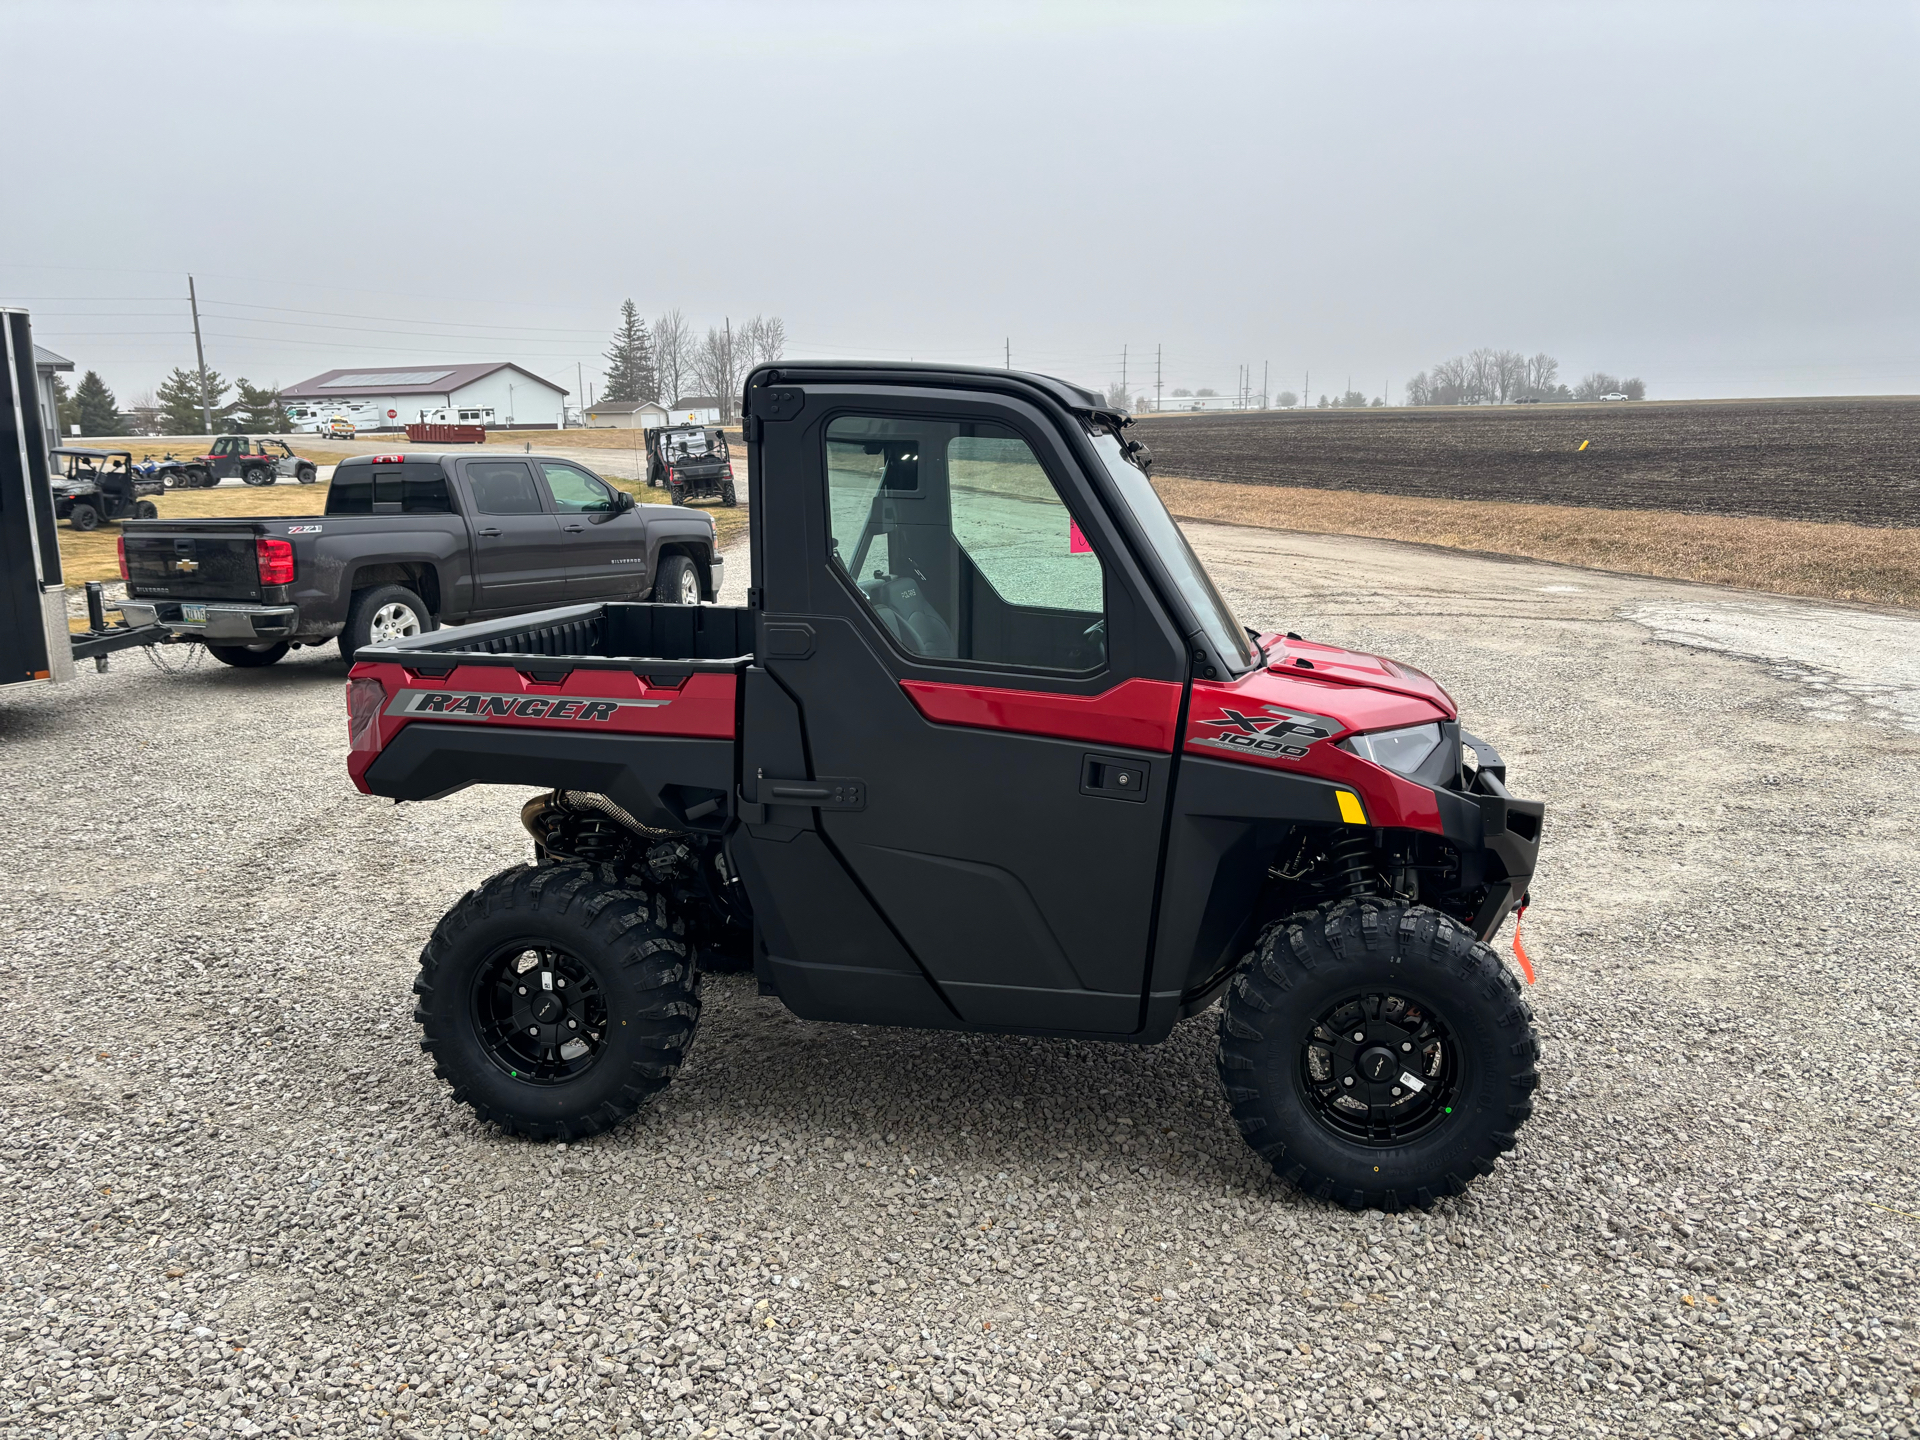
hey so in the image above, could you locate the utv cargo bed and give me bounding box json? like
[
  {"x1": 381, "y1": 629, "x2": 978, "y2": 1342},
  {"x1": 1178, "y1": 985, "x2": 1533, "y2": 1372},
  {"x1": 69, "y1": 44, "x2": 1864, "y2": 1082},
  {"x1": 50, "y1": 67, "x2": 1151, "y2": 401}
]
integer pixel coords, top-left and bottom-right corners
[{"x1": 364, "y1": 601, "x2": 756, "y2": 674}]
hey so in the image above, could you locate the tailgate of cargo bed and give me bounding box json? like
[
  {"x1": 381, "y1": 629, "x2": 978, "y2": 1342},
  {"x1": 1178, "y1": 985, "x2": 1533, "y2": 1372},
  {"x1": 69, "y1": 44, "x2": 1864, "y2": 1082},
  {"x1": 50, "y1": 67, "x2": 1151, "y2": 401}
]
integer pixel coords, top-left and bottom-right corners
[{"x1": 122, "y1": 521, "x2": 264, "y2": 600}]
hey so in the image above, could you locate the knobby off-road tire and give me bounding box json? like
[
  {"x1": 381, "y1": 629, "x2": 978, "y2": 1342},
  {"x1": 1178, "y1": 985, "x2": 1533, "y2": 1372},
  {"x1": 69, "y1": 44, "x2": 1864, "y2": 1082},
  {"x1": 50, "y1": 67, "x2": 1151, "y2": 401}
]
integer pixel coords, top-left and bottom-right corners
[
  {"x1": 413, "y1": 863, "x2": 701, "y2": 1141},
  {"x1": 1218, "y1": 898, "x2": 1539, "y2": 1212}
]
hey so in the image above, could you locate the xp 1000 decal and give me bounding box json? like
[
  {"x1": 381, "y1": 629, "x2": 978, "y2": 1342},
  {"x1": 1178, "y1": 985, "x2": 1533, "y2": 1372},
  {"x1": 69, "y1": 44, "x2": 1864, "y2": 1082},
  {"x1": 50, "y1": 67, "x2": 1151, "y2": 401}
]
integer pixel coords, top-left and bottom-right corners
[{"x1": 1192, "y1": 704, "x2": 1341, "y2": 760}]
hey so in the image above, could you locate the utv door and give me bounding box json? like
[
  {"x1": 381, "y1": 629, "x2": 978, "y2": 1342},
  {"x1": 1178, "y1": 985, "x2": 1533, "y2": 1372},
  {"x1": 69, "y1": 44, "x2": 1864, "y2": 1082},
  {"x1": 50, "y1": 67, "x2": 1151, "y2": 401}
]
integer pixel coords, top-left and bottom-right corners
[{"x1": 742, "y1": 380, "x2": 1190, "y2": 1034}]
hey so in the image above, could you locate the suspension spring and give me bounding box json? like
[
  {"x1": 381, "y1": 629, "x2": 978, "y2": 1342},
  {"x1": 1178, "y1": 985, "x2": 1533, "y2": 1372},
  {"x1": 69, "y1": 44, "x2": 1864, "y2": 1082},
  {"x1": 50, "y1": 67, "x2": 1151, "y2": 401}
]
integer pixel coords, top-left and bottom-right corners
[
  {"x1": 569, "y1": 817, "x2": 626, "y2": 863},
  {"x1": 1326, "y1": 828, "x2": 1376, "y2": 898}
]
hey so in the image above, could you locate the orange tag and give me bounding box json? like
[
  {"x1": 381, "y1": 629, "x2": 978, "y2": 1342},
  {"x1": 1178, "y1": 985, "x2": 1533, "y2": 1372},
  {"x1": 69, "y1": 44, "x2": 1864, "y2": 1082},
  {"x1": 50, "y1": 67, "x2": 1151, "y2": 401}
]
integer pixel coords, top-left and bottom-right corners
[{"x1": 1511, "y1": 902, "x2": 1535, "y2": 984}]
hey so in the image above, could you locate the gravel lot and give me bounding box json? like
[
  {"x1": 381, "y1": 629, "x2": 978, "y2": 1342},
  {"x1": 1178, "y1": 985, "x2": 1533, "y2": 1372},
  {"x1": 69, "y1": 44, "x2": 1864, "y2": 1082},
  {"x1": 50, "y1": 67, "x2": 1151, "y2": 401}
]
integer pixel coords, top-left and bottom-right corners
[{"x1": 3, "y1": 526, "x2": 1916, "y2": 1440}]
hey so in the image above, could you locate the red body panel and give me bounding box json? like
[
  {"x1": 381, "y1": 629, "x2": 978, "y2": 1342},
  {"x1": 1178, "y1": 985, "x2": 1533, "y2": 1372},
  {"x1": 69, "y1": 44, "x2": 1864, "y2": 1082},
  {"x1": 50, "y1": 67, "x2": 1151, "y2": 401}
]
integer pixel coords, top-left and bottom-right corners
[
  {"x1": 1186, "y1": 634, "x2": 1456, "y2": 833},
  {"x1": 900, "y1": 676, "x2": 1184, "y2": 752},
  {"x1": 346, "y1": 660, "x2": 736, "y2": 793}
]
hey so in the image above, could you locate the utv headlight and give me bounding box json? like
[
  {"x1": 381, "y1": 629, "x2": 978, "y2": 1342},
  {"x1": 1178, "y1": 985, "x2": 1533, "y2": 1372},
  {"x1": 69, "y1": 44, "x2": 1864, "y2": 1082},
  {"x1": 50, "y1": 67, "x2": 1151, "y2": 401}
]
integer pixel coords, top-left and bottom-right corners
[{"x1": 1343, "y1": 722, "x2": 1443, "y2": 776}]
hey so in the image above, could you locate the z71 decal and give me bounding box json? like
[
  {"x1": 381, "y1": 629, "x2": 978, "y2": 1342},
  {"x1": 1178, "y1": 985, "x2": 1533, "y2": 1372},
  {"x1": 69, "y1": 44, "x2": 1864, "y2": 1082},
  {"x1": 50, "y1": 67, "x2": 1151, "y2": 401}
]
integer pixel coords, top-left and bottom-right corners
[
  {"x1": 1193, "y1": 704, "x2": 1342, "y2": 759},
  {"x1": 383, "y1": 689, "x2": 670, "y2": 723}
]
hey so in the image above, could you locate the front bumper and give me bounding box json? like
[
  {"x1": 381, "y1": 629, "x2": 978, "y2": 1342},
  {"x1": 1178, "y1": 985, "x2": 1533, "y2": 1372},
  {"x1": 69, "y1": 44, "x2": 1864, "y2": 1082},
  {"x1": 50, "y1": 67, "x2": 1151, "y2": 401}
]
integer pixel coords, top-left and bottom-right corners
[
  {"x1": 1451, "y1": 732, "x2": 1544, "y2": 942},
  {"x1": 121, "y1": 599, "x2": 299, "y2": 644}
]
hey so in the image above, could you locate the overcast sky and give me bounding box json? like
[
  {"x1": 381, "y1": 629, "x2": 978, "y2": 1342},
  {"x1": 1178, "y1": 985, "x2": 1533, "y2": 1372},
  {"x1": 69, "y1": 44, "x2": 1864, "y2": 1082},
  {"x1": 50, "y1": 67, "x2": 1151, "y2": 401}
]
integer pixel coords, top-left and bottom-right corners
[{"x1": 5, "y1": 0, "x2": 1915, "y2": 405}]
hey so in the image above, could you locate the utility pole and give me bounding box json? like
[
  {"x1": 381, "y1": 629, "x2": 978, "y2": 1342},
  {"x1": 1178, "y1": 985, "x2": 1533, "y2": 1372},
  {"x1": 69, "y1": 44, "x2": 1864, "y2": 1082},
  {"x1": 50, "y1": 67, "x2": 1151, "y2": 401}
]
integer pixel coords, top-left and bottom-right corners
[
  {"x1": 1155, "y1": 345, "x2": 1162, "y2": 412},
  {"x1": 1304, "y1": 370, "x2": 1309, "y2": 409},
  {"x1": 1004, "y1": 337, "x2": 1010, "y2": 370},
  {"x1": 1122, "y1": 344, "x2": 1127, "y2": 401},
  {"x1": 188, "y1": 275, "x2": 211, "y2": 434},
  {"x1": 576, "y1": 361, "x2": 584, "y2": 427},
  {"x1": 1263, "y1": 361, "x2": 1269, "y2": 410}
]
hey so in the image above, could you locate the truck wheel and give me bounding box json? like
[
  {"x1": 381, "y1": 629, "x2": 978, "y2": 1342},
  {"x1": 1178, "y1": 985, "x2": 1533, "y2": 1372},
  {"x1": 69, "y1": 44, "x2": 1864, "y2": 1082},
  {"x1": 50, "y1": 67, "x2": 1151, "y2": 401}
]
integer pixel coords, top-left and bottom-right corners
[
  {"x1": 243, "y1": 465, "x2": 274, "y2": 487},
  {"x1": 654, "y1": 554, "x2": 701, "y2": 606},
  {"x1": 720, "y1": 476, "x2": 737, "y2": 506},
  {"x1": 207, "y1": 642, "x2": 291, "y2": 667},
  {"x1": 340, "y1": 583, "x2": 436, "y2": 659},
  {"x1": 68, "y1": 503, "x2": 99, "y2": 531},
  {"x1": 1217, "y1": 898, "x2": 1539, "y2": 1213},
  {"x1": 412, "y1": 862, "x2": 702, "y2": 1141}
]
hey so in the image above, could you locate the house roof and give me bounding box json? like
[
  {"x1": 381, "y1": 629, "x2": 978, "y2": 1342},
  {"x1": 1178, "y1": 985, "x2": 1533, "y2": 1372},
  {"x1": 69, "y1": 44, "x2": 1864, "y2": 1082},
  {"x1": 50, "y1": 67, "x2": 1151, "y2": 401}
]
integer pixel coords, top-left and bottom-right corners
[
  {"x1": 670, "y1": 396, "x2": 720, "y2": 409},
  {"x1": 584, "y1": 399, "x2": 668, "y2": 415},
  {"x1": 34, "y1": 344, "x2": 74, "y2": 373},
  {"x1": 281, "y1": 362, "x2": 566, "y2": 400}
]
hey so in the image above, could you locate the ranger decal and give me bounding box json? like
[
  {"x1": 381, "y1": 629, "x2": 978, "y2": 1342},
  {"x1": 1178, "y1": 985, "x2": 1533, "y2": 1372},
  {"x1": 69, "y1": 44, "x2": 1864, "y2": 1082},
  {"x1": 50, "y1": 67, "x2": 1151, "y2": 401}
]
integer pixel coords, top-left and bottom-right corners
[{"x1": 383, "y1": 689, "x2": 671, "y2": 723}]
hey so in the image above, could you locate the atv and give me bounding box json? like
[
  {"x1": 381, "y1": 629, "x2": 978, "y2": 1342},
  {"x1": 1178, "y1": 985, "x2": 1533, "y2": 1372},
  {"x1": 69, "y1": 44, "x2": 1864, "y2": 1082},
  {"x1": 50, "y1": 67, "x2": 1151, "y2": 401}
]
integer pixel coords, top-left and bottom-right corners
[
  {"x1": 49, "y1": 448, "x2": 162, "y2": 529},
  {"x1": 346, "y1": 362, "x2": 1544, "y2": 1212}
]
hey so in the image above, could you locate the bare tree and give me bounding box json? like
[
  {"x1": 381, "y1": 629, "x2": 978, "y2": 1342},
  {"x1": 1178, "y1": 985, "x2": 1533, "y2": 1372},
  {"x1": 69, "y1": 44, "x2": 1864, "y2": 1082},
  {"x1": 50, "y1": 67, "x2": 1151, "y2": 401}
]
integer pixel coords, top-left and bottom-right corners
[
  {"x1": 1526, "y1": 352, "x2": 1559, "y2": 396},
  {"x1": 694, "y1": 321, "x2": 747, "y2": 423},
  {"x1": 1573, "y1": 372, "x2": 1621, "y2": 401},
  {"x1": 742, "y1": 315, "x2": 787, "y2": 368},
  {"x1": 1466, "y1": 348, "x2": 1501, "y2": 405},
  {"x1": 1494, "y1": 350, "x2": 1528, "y2": 403},
  {"x1": 1622, "y1": 377, "x2": 1646, "y2": 400},
  {"x1": 1431, "y1": 356, "x2": 1470, "y2": 405},
  {"x1": 654, "y1": 309, "x2": 692, "y2": 408},
  {"x1": 1404, "y1": 372, "x2": 1432, "y2": 406},
  {"x1": 1104, "y1": 381, "x2": 1132, "y2": 410}
]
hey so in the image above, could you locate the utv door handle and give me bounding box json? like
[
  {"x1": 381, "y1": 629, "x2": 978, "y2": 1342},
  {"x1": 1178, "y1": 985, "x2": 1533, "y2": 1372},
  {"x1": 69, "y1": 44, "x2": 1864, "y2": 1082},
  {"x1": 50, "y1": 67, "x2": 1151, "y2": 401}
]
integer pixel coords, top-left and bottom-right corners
[
  {"x1": 754, "y1": 774, "x2": 866, "y2": 809},
  {"x1": 477, "y1": 527, "x2": 502, "y2": 537}
]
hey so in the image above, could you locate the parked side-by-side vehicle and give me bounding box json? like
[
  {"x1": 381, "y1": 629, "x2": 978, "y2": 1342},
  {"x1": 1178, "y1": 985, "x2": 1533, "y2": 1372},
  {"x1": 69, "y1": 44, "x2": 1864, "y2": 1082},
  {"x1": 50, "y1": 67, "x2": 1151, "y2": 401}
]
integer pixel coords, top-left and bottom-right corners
[
  {"x1": 118, "y1": 451, "x2": 723, "y2": 667},
  {"x1": 345, "y1": 363, "x2": 1546, "y2": 1213}
]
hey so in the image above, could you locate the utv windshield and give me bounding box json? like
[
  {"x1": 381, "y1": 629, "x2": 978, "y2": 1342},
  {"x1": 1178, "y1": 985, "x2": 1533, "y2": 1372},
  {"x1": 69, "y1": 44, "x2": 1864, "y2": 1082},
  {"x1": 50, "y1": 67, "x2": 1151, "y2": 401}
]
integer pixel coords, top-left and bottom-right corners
[
  {"x1": 1088, "y1": 428, "x2": 1258, "y2": 673},
  {"x1": 663, "y1": 429, "x2": 712, "y2": 458}
]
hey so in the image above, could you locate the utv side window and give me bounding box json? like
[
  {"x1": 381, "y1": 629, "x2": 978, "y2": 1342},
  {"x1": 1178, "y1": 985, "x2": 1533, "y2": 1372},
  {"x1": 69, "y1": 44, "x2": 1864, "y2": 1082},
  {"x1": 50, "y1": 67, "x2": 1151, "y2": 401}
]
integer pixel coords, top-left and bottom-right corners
[{"x1": 824, "y1": 415, "x2": 1106, "y2": 671}]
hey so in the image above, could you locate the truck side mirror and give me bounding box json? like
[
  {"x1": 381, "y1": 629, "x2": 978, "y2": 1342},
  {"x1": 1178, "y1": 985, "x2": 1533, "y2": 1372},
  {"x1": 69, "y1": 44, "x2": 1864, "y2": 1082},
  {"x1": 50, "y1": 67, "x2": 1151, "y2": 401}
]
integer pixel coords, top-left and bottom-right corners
[{"x1": 617, "y1": 490, "x2": 636, "y2": 511}]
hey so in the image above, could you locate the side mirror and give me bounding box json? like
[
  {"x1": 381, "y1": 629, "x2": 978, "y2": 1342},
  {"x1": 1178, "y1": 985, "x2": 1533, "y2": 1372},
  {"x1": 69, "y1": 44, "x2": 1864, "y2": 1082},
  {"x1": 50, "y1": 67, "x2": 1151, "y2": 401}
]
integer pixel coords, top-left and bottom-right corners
[{"x1": 617, "y1": 489, "x2": 636, "y2": 511}]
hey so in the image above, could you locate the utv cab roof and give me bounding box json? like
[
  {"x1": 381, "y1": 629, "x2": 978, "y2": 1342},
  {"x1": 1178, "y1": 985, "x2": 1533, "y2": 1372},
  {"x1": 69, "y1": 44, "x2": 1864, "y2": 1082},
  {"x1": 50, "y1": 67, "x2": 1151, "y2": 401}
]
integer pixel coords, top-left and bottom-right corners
[{"x1": 753, "y1": 359, "x2": 1121, "y2": 421}]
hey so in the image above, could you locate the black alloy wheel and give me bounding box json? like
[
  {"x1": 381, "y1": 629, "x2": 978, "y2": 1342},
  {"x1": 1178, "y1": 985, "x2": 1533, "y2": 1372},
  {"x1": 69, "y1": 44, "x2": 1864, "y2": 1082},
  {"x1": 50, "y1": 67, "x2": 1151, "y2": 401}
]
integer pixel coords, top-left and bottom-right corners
[
  {"x1": 472, "y1": 943, "x2": 610, "y2": 1083},
  {"x1": 243, "y1": 464, "x2": 274, "y2": 487},
  {"x1": 1300, "y1": 990, "x2": 1459, "y2": 1145}
]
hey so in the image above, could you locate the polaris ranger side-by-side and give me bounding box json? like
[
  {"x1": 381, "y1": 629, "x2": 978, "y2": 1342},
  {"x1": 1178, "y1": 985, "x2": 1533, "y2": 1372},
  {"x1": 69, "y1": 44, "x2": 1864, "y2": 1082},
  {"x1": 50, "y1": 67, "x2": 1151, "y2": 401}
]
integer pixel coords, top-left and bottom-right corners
[{"x1": 347, "y1": 362, "x2": 1544, "y2": 1212}]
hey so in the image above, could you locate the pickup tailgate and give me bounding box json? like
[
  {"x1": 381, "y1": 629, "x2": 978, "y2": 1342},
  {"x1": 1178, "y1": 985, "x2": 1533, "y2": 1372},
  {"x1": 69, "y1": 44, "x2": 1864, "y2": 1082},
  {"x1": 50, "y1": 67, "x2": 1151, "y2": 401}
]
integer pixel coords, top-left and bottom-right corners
[{"x1": 123, "y1": 521, "x2": 264, "y2": 601}]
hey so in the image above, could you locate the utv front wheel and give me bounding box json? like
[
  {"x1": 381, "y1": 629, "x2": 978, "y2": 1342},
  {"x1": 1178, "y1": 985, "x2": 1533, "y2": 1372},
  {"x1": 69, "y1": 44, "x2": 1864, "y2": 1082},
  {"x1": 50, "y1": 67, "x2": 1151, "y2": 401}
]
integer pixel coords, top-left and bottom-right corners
[
  {"x1": 1219, "y1": 899, "x2": 1538, "y2": 1212},
  {"x1": 413, "y1": 863, "x2": 701, "y2": 1140}
]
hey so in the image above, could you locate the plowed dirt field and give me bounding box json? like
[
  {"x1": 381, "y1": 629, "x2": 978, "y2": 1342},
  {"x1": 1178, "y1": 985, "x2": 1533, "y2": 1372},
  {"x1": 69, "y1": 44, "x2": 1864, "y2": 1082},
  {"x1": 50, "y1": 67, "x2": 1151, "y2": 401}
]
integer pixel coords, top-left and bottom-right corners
[{"x1": 1132, "y1": 396, "x2": 1918, "y2": 527}]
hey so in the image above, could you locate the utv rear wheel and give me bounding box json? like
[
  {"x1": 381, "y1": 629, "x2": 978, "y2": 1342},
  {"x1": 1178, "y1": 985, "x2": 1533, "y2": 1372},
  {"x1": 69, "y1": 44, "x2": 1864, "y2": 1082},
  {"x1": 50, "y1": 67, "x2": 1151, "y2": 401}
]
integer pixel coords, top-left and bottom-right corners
[
  {"x1": 207, "y1": 641, "x2": 290, "y2": 667},
  {"x1": 243, "y1": 464, "x2": 274, "y2": 487},
  {"x1": 720, "y1": 476, "x2": 737, "y2": 506},
  {"x1": 413, "y1": 862, "x2": 701, "y2": 1141},
  {"x1": 1218, "y1": 898, "x2": 1539, "y2": 1212},
  {"x1": 133, "y1": 500, "x2": 158, "y2": 519}
]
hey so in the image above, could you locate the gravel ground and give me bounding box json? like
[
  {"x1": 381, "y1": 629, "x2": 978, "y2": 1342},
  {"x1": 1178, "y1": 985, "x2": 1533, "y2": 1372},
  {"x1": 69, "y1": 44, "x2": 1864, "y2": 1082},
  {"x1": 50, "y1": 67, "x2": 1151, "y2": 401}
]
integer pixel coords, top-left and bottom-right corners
[{"x1": 3, "y1": 525, "x2": 1916, "y2": 1440}]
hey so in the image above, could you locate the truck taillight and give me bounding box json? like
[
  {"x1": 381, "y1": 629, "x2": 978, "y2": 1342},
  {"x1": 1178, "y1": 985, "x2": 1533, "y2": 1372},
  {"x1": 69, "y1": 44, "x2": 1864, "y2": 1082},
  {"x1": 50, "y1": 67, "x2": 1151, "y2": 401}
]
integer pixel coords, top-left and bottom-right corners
[
  {"x1": 116, "y1": 535, "x2": 128, "y2": 580},
  {"x1": 347, "y1": 676, "x2": 385, "y2": 753},
  {"x1": 255, "y1": 537, "x2": 296, "y2": 585}
]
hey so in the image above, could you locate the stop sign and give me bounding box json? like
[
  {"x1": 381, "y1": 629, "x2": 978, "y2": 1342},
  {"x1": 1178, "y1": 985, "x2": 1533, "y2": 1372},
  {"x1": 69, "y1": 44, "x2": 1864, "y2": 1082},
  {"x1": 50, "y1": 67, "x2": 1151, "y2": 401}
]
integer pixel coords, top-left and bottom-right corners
[{"x1": 387, "y1": 409, "x2": 397, "y2": 419}]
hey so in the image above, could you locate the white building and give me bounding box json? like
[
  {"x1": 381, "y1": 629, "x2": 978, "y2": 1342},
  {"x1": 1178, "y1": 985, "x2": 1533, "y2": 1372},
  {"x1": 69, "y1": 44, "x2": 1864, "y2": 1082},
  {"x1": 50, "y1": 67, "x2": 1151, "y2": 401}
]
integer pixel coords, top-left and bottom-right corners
[
  {"x1": 667, "y1": 396, "x2": 722, "y2": 425},
  {"x1": 33, "y1": 344, "x2": 73, "y2": 449},
  {"x1": 583, "y1": 398, "x2": 671, "y2": 430},
  {"x1": 281, "y1": 362, "x2": 569, "y2": 432}
]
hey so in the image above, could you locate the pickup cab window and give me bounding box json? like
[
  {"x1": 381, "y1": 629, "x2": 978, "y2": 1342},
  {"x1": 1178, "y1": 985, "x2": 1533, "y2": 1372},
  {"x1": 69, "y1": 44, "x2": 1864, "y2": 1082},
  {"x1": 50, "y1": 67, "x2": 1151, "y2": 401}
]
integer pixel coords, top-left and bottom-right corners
[
  {"x1": 539, "y1": 462, "x2": 618, "y2": 513},
  {"x1": 326, "y1": 461, "x2": 452, "y2": 515},
  {"x1": 467, "y1": 461, "x2": 545, "y2": 515}
]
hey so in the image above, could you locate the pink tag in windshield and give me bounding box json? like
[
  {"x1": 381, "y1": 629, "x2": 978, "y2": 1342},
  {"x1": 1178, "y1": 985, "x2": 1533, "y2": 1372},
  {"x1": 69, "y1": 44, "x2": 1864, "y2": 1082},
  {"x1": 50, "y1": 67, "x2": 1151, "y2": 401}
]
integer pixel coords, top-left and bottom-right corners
[{"x1": 1069, "y1": 519, "x2": 1091, "y2": 554}]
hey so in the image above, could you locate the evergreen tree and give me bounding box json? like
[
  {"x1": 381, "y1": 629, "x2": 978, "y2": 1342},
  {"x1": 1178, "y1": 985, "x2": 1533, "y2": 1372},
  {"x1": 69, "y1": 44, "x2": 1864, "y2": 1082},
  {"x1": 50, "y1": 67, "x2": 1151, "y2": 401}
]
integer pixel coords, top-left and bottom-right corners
[
  {"x1": 52, "y1": 373, "x2": 77, "y2": 436},
  {"x1": 156, "y1": 365, "x2": 228, "y2": 435},
  {"x1": 233, "y1": 378, "x2": 290, "y2": 433},
  {"x1": 72, "y1": 371, "x2": 124, "y2": 436},
  {"x1": 601, "y1": 300, "x2": 657, "y2": 403}
]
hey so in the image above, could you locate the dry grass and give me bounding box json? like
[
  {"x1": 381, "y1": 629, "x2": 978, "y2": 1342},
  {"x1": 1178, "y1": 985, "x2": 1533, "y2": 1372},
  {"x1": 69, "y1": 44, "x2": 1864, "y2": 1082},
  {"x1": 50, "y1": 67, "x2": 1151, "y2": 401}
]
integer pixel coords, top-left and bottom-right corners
[
  {"x1": 1152, "y1": 475, "x2": 1919, "y2": 609},
  {"x1": 56, "y1": 478, "x2": 749, "y2": 588}
]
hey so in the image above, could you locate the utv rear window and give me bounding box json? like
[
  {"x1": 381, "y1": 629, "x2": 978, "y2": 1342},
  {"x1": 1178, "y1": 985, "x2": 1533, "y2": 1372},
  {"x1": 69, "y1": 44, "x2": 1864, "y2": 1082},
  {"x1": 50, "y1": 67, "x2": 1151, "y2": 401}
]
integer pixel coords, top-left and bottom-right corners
[{"x1": 326, "y1": 462, "x2": 451, "y2": 515}]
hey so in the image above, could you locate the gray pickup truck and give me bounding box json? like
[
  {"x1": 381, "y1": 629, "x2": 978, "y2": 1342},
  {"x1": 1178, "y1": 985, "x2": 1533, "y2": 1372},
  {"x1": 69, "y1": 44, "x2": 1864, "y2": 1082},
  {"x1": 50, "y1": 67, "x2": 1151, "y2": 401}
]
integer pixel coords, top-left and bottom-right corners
[{"x1": 118, "y1": 451, "x2": 724, "y2": 667}]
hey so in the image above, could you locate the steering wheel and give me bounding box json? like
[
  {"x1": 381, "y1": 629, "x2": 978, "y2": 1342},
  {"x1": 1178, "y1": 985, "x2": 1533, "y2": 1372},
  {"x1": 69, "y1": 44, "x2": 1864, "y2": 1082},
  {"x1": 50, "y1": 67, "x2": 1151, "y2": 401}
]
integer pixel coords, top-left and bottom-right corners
[{"x1": 1069, "y1": 617, "x2": 1107, "y2": 669}]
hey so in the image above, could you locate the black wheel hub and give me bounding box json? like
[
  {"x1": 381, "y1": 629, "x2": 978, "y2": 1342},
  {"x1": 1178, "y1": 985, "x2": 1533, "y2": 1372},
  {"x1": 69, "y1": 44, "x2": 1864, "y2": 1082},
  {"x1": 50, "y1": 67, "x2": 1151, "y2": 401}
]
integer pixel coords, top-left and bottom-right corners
[
  {"x1": 472, "y1": 944, "x2": 610, "y2": 1084},
  {"x1": 1300, "y1": 991, "x2": 1459, "y2": 1145}
]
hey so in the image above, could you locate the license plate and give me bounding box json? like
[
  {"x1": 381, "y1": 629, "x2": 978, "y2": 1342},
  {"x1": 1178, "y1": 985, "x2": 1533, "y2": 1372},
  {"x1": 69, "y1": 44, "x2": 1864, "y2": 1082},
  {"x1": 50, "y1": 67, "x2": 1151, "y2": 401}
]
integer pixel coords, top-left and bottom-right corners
[{"x1": 181, "y1": 604, "x2": 207, "y2": 623}]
